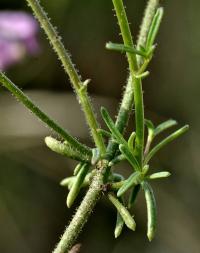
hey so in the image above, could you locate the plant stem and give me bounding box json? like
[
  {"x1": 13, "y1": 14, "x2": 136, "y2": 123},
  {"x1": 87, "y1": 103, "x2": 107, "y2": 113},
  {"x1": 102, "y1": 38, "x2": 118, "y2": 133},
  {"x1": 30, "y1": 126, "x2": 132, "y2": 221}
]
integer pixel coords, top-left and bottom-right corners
[
  {"x1": 53, "y1": 161, "x2": 107, "y2": 253},
  {"x1": 26, "y1": 0, "x2": 106, "y2": 154},
  {"x1": 0, "y1": 72, "x2": 91, "y2": 157},
  {"x1": 107, "y1": 0, "x2": 160, "y2": 163},
  {"x1": 112, "y1": 0, "x2": 144, "y2": 166},
  {"x1": 53, "y1": 0, "x2": 160, "y2": 251}
]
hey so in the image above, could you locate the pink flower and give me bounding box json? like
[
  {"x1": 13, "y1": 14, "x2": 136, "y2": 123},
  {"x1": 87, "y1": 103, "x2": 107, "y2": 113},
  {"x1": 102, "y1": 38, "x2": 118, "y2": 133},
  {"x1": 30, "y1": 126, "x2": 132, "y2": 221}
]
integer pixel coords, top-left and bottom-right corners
[{"x1": 0, "y1": 11, "x2": 40, "y2": 70}]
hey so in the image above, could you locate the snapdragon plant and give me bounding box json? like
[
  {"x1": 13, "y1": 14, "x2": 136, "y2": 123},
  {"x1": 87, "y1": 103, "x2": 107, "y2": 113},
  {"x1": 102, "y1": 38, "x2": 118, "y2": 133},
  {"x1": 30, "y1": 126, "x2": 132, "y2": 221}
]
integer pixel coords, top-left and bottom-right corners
[{"x1": 0, "y1": 0, "x2": 189, "y2": 252}]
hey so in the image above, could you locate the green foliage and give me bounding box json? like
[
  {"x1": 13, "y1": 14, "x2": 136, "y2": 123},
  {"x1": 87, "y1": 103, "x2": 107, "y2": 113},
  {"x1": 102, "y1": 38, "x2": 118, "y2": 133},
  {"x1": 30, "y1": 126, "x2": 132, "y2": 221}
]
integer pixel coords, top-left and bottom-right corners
[{"x1": 0, "y1": 0, "x2": 189, "y2": 252}]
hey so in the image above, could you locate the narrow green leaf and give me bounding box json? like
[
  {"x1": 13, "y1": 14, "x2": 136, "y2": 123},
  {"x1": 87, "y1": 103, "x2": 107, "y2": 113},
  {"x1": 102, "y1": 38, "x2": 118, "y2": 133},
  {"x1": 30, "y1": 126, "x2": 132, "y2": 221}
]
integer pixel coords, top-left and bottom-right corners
[
  {"x1": 146, "y1": 7, "x2": 164, "y2": 50},
  {"x1": 110, "y1": 181, "x2": 125, "y2": 191},
  {"x1": 67, "y1": 163, "x2": 90, "y2": 208},
  {"x1": 101, "y1": 107, "x2": 127, "y2": 146},
  {"x1": 91, "y1": 148, "x2": 100, "y2": 165},
  {"x1": 106, "y1": 42, "x2": 147, "y2": 57},
  {"x1": 128, "y1": 184, "x2": 141, "y2": 209},
  {"x1": 109, "y1": 154, "x2": 126, "y2": 167},
  {"x1": 135, "y1": 71, "x2": 150, "y2": 79},
  {"x1": 145, "y1": 125, "x2": 189, "y2": 164},
  {"x1": 145, "y1": 119, "x2": 155, "y2": 132},
  {"x1": 112, "y1": 173, "x2": 125, "y2": 182},
  {"x1": 142, "y1": 165, "x2": 150, "y2": 175},
  {"x1": 119, "y1": 144, "x2": 140, "y2": 171},
  {"x1": 45, "y1": 136, "x2": 91, "y2": 162},
  {"x1": 117, "y1": 172, "x2": 142, "y2": 197},
  {"x1": 128, "y1": 132, "x2": 136, "y2": 153},
  {"x1": 142, "y1": 181, "x2": 157, "y2": 241},
  {"x1": 60, "y1": 176, "x2": 75, "y2": 188},
  {"x1": 154, "y1": 119, "x2": 177, "y2": 136},
  {"x1": 148, "y1": 171, "x2": 171, "y2": 180},
  {"x1": 108, "y1": 193, "x2": 136, "y2": 231},
  {"x1": 73, "y1": 162, "x2": 84, "y2": 176},
  {"x1": 114, "y1": 211, "x2": 124, "y2": 238}
]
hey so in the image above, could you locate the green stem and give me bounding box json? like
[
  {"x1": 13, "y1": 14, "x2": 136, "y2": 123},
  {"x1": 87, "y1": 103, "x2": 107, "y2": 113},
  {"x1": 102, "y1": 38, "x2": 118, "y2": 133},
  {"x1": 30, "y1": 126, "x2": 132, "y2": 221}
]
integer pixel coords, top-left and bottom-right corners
[
  {"x1": 0, "y1": 73, "x2": 91, "y2": 157},
  {"x1": 112, "y1": 0, "x2": 144, "y2": 166},
  {"x1": 26, "y1": 0, "x2": 105, "y2": 154},
  {"x1": 106, "y1": 0, "x2": 159, "y2": 162}
]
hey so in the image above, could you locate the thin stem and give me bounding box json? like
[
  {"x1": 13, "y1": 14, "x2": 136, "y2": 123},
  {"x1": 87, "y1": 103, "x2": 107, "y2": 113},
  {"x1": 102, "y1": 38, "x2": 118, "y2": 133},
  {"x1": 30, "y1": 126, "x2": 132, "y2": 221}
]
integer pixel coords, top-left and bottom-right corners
[
  {"x1": 26, "y1": 0, "x2": 105, "y2": 154},
  {"x1": 112, "y1": 0, "x2": 144, "y2": 166},
  {"x1": 0, "y1": 72, "x2": 91, "y2": 157}
]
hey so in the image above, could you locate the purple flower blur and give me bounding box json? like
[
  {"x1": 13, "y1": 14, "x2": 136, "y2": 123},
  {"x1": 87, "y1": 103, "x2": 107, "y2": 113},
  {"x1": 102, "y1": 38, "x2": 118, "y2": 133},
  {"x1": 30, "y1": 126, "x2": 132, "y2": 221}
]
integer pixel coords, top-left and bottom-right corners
[{"x1": 0, "y1": 11, "x2": 40, "y2": 70}]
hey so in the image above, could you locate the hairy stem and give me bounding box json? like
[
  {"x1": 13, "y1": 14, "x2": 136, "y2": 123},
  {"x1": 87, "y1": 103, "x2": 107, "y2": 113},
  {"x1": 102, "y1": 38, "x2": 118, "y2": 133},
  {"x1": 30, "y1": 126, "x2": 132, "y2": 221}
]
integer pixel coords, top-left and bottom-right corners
[
  {"x1": 53, "y1": 162, "x2": 107, "y2": 253},
  {"x1": 0, "y1": 73, "x2": 91, "y2": 157},
  {"x1": 26, "y1": 0, "x2": 105, "y2": 154},
  {"x1": 53, "y1": 0, "x2": 160, "y2": 251}
]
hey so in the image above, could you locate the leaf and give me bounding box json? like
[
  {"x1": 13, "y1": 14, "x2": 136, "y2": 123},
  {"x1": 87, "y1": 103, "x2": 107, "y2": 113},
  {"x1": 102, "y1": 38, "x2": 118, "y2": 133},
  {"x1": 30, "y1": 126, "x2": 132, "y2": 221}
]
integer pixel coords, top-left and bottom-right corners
[
  {"x1": 67, "y1": 163, "x2": 90, "y2": 208},
  {"x1": 146, "y1": 7, "x2": 164, "y2": 51},
  {"x1": 114, "y1": 211, "x2": 124, "y2": 238},
  {"x1": 117, "y1": 171, "x2": 142, "y2": 197},
  {"x1": 109, "y1": 154, "x2": 126, "y2": 167},
  {"x1": 128, "y1": 132, "x2": 136, "y2": 153},
  {"x1": 148, "y1": 171, "x2": 171, "y2": 180},
  {"x1": 91, "y1": 148, "x2": 100, "y2": 165},
  {"x1": 128, "y1": 184, "x2": 141, "y2": 209},
  {"x1": 101, "y1": 107, "x2": 127, "y2": 146},
  {"x1": 145, "y1": 125, "x2": 189, "y2": 164},
  {"x1": 112, "y1": 173, "x2": 125, "y2": 182},
  {"x1": 106, "y1": 42, "x2": 147, "y2": 57},
  {"x1": 73, "y1": 162, "x2": 84, "y2": 176},
  {"x1": 108, "y1": 193, "x2": 136, "y2": 231},
  {"x1": 45, "y1": 136, "x2": 91, "y2": 162},
  {"x1": 145, "y1": 119, "x2": 155, "y2": 132},
  {"x1": 154, "y1": 119, "x2": 177, "y2": 136},
  {"x1": 119, "y1": 144, "x2": 140, "y2": 171},
  {"x1": 142, "y1": 182, "x2": 157, "y2": 241}
]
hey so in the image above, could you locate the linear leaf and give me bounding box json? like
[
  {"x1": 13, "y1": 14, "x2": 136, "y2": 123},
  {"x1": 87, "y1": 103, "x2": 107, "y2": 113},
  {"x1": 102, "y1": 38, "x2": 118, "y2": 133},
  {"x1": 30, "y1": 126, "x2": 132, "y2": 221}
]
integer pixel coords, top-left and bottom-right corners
[
  {"x1": 142, "y1": 181, "x2": 157, "y2": 241},
  {"x1": 145, "y1": 125, "x2": 189, "y2": 164},
  {"x1": 119, "y1": 144, "x2": 140, "y2": 171},
  {"x1": 146, "y1": 7, "x2": 164, "y2": 50},
  {"x1": 108, "y1": 193, "x2": 136, "y2": 231},
  {"x1": 117, "y1": 172, "x2": 142, "y2": 197},
  {"x1": 67, "y1": 163, "x2": 90, "y2": 208},
  {"x1": 154, "y1": 119, "x2": 177, "y2": 136}
]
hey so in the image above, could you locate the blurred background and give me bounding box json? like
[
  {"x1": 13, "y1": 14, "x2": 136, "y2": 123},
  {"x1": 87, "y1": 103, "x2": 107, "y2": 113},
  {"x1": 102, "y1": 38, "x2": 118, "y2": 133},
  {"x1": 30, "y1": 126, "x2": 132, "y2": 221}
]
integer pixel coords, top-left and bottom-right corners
[{"x1": 0, "y1": 0, "x2": 199, "y2": 252}]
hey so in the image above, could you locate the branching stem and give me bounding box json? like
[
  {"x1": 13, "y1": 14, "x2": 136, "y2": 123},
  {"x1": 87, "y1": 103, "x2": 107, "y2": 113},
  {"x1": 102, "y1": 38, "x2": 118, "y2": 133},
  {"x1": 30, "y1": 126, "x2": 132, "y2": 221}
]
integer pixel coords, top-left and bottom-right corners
[{"x1": 0, "y1": 73, "x2": 91, "y2": 157}]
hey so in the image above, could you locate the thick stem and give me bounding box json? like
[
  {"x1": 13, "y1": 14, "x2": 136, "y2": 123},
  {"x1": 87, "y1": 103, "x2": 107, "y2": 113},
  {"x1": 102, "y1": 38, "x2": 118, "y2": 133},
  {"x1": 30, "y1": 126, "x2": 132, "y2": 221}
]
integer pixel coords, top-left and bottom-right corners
[
  {"x1": 26, "y1": 0, "x2": 105, "y2": 154},
  {"x1": 53, "y1": 161, "x2": 107, "y2": 253}
]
